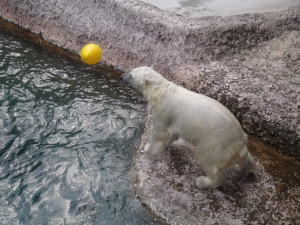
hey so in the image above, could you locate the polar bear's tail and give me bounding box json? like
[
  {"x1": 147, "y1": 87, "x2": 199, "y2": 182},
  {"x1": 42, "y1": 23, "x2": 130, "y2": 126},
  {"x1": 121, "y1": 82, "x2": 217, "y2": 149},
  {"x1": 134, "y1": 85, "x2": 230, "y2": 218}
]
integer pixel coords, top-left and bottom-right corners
[{"x1": 238, "y1": 145, "x2": 257, "y2": 175}]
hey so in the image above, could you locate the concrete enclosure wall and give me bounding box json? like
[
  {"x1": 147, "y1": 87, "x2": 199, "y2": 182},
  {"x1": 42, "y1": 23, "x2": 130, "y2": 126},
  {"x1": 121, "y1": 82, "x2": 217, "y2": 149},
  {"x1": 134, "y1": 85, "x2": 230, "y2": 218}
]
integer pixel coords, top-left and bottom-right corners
[{"x1": 0, "y1": 0, "x2": 299, "y2": 159}]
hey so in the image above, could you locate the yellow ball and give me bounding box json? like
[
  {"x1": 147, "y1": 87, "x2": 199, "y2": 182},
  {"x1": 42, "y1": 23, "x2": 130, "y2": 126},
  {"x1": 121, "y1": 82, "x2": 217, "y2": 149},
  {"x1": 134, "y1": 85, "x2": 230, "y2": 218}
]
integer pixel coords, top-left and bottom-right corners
[{"x1": 80, "y1": 43, "x2": 103, "y2": 65}]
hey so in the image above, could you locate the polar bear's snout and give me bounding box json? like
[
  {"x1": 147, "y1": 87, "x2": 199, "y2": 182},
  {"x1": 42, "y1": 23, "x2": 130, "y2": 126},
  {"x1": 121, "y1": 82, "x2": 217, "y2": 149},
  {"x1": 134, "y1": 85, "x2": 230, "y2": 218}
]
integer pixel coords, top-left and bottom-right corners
[{"x1": 121, "y1": 73, "x2": 133, "y2": 84}]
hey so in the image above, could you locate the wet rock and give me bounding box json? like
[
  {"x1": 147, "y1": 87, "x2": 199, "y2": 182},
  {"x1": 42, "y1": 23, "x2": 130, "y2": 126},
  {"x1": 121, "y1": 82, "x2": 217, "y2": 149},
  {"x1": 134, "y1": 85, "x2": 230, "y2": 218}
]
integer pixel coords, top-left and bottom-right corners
[{"x1": 134, "y1": 112, "x2": 300, "y2": 225}]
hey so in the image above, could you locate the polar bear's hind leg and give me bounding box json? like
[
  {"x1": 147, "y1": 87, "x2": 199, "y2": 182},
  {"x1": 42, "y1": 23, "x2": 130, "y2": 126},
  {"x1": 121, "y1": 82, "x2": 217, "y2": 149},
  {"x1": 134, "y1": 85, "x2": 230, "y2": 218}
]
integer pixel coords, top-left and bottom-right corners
[
  {"x1": 195, "y1": 146, "x2": 224, "y2": 189},
  {"x1": 196, "y1": 165, "x2": 223, "y2": 189}
]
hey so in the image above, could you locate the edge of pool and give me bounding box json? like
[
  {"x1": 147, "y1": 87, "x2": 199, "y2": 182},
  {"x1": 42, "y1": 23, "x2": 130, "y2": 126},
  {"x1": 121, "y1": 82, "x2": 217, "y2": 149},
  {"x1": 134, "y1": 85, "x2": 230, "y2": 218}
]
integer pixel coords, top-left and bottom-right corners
[{"x1": 0, "y1": 0, "x2": 298, "y2": 156}]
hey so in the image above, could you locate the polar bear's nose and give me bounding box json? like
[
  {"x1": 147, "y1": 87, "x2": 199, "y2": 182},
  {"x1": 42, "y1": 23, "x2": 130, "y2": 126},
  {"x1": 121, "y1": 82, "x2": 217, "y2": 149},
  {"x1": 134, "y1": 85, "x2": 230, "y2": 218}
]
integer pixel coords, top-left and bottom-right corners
[{"x1": 121, "y1": 73, "x2": 132, "y2": 84}]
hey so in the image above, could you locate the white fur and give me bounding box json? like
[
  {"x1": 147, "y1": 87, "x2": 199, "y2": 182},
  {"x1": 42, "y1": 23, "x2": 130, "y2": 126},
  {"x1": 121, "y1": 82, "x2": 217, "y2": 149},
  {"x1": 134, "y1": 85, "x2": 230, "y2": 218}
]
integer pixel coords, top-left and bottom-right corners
[{"x1": 127, "y1": 66, "x2": 256, "y2": 189}]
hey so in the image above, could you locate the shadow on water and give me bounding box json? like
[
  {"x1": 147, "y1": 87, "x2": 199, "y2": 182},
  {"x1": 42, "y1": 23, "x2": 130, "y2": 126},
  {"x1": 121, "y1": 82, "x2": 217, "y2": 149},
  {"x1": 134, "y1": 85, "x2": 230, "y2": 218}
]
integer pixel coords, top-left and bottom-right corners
[{"x1": 0, "y1": 32, "x2": 161, "y2": 225}]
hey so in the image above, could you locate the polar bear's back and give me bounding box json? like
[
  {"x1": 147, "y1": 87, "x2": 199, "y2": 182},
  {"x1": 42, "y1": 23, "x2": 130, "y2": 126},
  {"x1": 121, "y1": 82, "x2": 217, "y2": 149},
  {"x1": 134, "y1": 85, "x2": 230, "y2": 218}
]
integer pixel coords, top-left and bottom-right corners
[{"x1": 162, "y1": 84, "x2": 246, "y2": 146}]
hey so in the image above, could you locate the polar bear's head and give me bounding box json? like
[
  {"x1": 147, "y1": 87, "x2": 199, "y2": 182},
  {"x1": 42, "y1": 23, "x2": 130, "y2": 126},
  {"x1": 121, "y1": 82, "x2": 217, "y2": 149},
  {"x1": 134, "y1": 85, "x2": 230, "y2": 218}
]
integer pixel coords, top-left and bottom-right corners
[{"x1": 122, "y1": 66, "x2": 166, "y2": 95}]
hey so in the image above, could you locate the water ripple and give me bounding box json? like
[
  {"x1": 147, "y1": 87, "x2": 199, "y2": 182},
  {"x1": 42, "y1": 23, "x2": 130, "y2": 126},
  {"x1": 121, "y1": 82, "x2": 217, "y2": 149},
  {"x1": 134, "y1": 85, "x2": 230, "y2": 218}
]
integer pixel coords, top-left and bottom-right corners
[{"x1": 0, "y1": 32, "x2": 158, "y2": 225}]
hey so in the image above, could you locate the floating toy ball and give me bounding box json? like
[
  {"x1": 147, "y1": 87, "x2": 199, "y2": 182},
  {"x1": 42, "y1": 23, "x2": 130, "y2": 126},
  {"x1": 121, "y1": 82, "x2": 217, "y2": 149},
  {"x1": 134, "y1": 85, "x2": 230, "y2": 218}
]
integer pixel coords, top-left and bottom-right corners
[{"x1": 80, "y1": 43, "x2": 103, "y2": 65}]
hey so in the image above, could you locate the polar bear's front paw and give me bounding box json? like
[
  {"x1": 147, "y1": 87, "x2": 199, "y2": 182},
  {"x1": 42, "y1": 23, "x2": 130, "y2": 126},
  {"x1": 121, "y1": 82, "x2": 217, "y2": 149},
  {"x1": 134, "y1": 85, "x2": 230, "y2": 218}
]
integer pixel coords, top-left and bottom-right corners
[
  {"x1": 143, "y1": 143, "x2": 150, "y2": 153},
  {"x1": 144, "y1": 143, "x2": 160, "y2": 162}
]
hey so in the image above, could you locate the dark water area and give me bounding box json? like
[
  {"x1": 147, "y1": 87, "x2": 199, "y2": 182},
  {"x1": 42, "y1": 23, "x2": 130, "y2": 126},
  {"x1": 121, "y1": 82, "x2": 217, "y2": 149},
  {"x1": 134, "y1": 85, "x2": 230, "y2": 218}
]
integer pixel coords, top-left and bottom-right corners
[{"x1": 0, "y1": 32, "x2": 159, "y2": 225}]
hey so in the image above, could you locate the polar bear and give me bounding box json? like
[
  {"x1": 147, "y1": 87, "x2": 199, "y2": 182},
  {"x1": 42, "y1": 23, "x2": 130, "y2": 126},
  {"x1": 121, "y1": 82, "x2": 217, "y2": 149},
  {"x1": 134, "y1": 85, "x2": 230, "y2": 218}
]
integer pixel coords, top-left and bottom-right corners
[{"x1": 122, "y1": 66, "x2": 256, "y2": 189}]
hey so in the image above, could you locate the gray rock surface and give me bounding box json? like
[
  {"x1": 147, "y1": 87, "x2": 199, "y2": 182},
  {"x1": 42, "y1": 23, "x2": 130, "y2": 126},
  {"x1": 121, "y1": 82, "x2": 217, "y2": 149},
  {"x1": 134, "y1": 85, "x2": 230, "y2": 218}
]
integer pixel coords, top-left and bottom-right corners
[
  {"x1": 134, "y1": 111, "x2": 300, "y2": 225},
  {"x1": 0, "y1": 0, "x2": 298, "y2": 156}
]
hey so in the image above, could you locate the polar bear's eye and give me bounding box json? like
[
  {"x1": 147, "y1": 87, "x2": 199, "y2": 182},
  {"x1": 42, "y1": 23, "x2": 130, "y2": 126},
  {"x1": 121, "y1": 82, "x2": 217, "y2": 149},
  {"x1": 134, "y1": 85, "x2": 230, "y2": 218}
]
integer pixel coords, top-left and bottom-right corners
[{"x1": 144, "y1": 76, "x2": 152, "y2": 86}]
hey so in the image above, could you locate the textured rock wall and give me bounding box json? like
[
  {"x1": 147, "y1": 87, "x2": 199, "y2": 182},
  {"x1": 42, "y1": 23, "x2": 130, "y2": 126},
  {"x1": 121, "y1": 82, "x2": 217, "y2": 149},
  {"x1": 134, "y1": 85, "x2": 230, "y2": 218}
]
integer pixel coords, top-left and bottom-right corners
[{"x1": 0, "y1": 0, "x2": 299, "y2": 159}]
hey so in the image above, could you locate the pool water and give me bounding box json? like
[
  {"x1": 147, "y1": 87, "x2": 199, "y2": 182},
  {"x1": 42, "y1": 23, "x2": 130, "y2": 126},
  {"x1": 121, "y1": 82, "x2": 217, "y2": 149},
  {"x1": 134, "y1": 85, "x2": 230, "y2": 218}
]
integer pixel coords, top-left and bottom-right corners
[
  {"x1": 0, "y1": 32, "x2": 159, "y2": 225},
  {"x1": 141, "y1": 0, "x2": 299, "y2": 17}
]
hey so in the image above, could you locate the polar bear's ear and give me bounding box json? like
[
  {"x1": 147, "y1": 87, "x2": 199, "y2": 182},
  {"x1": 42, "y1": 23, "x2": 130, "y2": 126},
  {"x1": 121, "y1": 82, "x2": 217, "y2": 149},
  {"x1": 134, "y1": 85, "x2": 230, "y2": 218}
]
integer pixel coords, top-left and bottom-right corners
[{"x1": 150, "y1": 64, "x2": 156, "y2": 69}]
